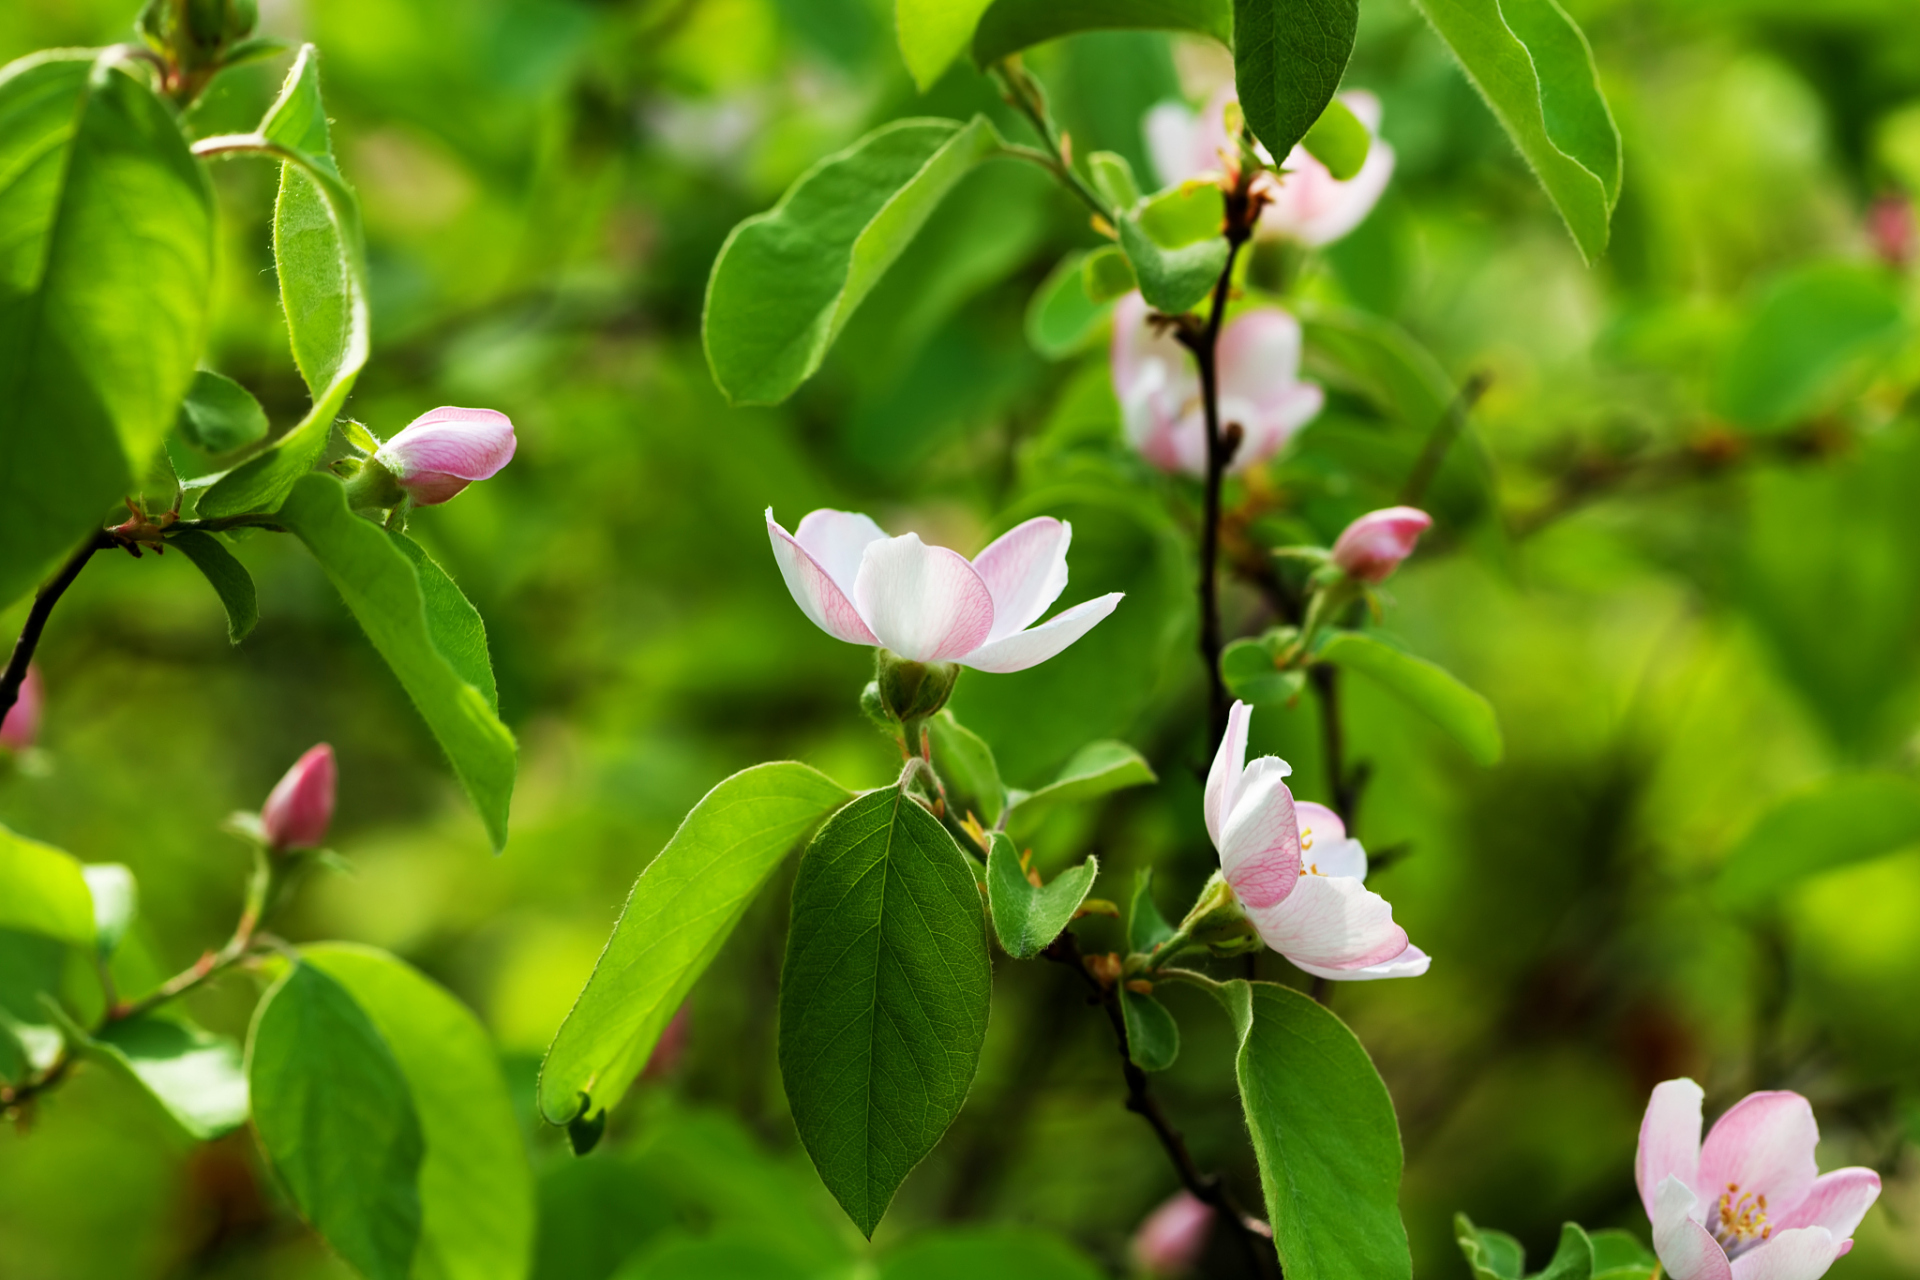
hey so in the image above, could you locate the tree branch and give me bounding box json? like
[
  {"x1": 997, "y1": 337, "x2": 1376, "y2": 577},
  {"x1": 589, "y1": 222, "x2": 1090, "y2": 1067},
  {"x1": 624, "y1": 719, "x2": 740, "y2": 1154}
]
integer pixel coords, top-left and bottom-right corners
[{"x1": 1, "y1": 530, "x2": 115, "y2": 728}]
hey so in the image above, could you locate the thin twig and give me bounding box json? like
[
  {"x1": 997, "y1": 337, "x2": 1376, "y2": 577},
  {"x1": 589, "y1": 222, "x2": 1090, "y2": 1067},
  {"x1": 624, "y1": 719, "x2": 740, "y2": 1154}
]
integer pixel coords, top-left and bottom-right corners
[
  {"x1": 1399, "y1": 371, "x2": 1491, "y2": 508},
  {"x1": 1, "y1": 530, "x2": 114, "y2": 727}
]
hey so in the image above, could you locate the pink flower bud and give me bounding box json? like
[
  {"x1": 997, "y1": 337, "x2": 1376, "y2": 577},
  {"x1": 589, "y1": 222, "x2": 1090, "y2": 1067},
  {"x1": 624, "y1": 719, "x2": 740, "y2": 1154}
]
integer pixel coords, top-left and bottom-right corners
[
  {"x1": 261, "y1": 744, "x2": 336, "y2": 851},
  {"x1": 1132, "y1": 1191, "x2": 1215, "y2": 1276},
  {"x1": 0, "y1": 666, "x2": 43, "y2": 752},
  {"x1": 1330, "y1": 506, "x2": 1433, "y2": 584},
  {"x1": 1868, "y1": 193, "x2": 1915, "y2": 269},
  {"x1": 373, "y1": 407, "x2": 517, "y2": 506}
]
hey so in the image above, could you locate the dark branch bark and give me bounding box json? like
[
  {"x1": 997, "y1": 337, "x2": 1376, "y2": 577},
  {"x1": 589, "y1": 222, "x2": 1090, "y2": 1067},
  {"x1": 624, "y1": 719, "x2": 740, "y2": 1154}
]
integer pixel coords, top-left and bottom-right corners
[{"x1": 0, "y1": 530, "x2": 115, "y2": 728}]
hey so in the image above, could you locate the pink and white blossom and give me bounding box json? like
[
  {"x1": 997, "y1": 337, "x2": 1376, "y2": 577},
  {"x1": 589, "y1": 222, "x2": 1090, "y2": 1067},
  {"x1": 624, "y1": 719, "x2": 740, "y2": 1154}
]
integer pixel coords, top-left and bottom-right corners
[
  {"x1": 373, "y1": 407, "x2": 517, "y2": 506},
  {"x1": 766, "y1": 509, "x2": 1123, "y2": 672},
  {"x1": 1111, "y1": 293, "x2": 1324, "y2": 476},
  {"x1": 1330, "y1": 506, "x2": 1432, "y2": 584},
  {"x1": 1144, "y1": 89, "x2": 1396, "y2": 247},
  {"x1": 1637, "y1": 1079, "x2": 1880, "y2": 1280},
  {"x1": 261, "y1": 744, "x2": 337, "y2": 852},
  {"x1": 0, "y1": 666, "x2": 43, "y2": 752},
  {"x1": 1204, "y1": 701, "x2": 1428, "y2": 978},
  {"x1": 1132, "y1": 1191, "x2": 1215, "y2": 1276}
]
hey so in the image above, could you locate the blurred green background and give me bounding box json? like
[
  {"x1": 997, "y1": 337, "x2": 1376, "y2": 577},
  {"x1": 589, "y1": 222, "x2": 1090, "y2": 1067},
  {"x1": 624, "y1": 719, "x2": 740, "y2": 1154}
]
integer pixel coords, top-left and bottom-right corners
[{"x1": 3, "y1": 0, "x2": 1920, "y2": 1275}]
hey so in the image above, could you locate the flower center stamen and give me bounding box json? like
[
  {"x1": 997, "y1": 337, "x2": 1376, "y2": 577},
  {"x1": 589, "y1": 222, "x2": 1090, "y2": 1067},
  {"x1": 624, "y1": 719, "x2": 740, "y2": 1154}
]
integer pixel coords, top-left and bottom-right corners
[
  {"x1": 1713, "y1": 1183, "x2": 1771, "y2": 1253},
  {"x1": 1297, "y1": 824, "x2": 1321, "y2": 876}
]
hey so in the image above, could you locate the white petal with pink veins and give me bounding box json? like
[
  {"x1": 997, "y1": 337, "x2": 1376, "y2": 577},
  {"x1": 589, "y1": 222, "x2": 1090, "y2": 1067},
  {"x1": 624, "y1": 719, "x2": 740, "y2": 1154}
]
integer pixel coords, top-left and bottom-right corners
[
  {"x1": 1697, "y1": 1092, "x2": 1820, "y2": 1221},
  {"x1": 767, "y1": 510, "x2": 879, "y2": 645},
  {"x1": 1244, "y1": 874, "x2": 1407, "y2": 970},
  {"x1": 1654, "y1": 1176, "x2": 1735, "y2": 1280},
  {"x1": 1217, "y1": 309, "x2": 1305, "y2": 405},
  {"x1": 1772, "y1": 1169, "x2": 1881, "y2": 1240},
  {"x1": 1291, "y1": 942, "x2": 1429, "y2": 981},
  {"x1": 1728, "y1": 1229, "x2": 1840, "y2": 1280},
  {"x1": 1637, "y1": 1078, "x2": 1705, "y2": 1220},
  {"x1": 972, "y1": 517, "x2": 1071, "y2": 641},
  {"x1": 854, "y1": 534, "x2": 996, "y2": 662},
  {"x1": 1205, "y1": 700, "x2": 1254, "y2": 850},
  {"x1": 793, "y1": 509, "x2": 888, "y2": 595},
  {"x1": 959, "y1": 593, "x2": 1123, "y2": 673},
  {"x1": 1219, "y1": 759, "x2": 1303, "y2": 909}
]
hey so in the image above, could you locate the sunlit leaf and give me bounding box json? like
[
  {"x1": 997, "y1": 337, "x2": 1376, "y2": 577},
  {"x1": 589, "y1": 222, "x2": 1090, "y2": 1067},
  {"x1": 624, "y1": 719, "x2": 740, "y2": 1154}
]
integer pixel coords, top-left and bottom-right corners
[
  {"x1": 895, "y1": 0, "x2": 997, "y2": 90},
  {"x1": 1302, "y1": 97, "x2": 1370, "y2": 181},
  {"x1": 0, "y1": 824, "x2": 94, "y2": 946},
  {"x1": 0, "y1": 51, "x2": 213, "y2": 610},
  {"x1": 1212, "y1": 978, "x2": 1410, "y2": 1280},
  {"x1": 704, "y1": 116, "x2": 1003, "y2": 406},
  {"x1": 1716, "y1": 775, "x2": 1920, "y2": 913},
  {"x1": 307, "y1": 943, "x2": 534, "y2": 1280},
  {"x1": 89, "y1": 1014, "x2": 249, "y2": 1140},
  {"x1": 986, "y1": 832, "x2": 1097, "y2": 958},
  {"x1": 278, "y1": 474, "x2": 517, "y2": 850},
  {"x1": 539, "y1": 762, "x2": 850, "y2": 1126},
  {"x1": 1317, "y1": 631, "x2": 1502, "y2": 766},
  {"x1": 1005, "y1": 739, "x2": 1157, "y2": 817},
  {"x1": 247, "y1": 961, "x2": 425, "y2": 1280},
  {"x1": 778, "y1": 785, "x2": 991, "y2": 1236},
  {"x1": 79, "y1": 863, "x2": 136, "y2": 957},
  {"x1": 1026, "y1": 249, "x2": 1115, "y2": 361},
  {"x1": 1233, "y1": 0, "x2": 1358, "y2": 164},
  {"x1": 170, "y1": 530, "x2": 259, "y2": 645}
]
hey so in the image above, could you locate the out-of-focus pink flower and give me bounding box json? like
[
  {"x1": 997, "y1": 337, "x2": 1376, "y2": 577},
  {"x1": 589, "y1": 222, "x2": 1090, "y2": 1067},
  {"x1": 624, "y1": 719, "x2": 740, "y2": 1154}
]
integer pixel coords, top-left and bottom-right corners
[
  {"x1": 1, "y1": 666, "x2": 43, "y2": 752},
  {"x1": 1144, "y1": 89, "x2": 1396, "y2": 247},
  {"x1": 373, "y1": 407, "x2": 517, "y2": 506},
  {"x1": 641, "y1": 1005, "x2": 691, "y2": 1081},
  {"x1": 1330, "y1": 507, "x2": 1432, "y2": 584},
  {"x1": 1205, "y1": 701, "x2": 1428, "y2": 979},
  {"x1": 1111, "y1": 293, "x2": 1324, "y2": 476},
  {"x1": 1867, "y1": 193, "x2": 1915, "y2": 269},
  {"x1": 766, "y1": 510, "x2": 1123, "y2": 673},
  {"x1": 1637, "y1": 1079, "x2": 1881, "y2": 1280},
  {"x1": 261, "y1": 744, "x2": 337, "y2": 852},
  {"x1": 1132, "y1": 1191, "x2": 1215, "y2": 1276}
]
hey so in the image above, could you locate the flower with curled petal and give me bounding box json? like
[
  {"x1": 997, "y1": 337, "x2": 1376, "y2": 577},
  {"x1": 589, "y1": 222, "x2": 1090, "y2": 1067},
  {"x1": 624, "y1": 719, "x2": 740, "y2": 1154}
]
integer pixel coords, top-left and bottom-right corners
[
  {"x1": 1204, "y1": 700, "x2": 1429, "y2": 979},
  {"x1": 1638, "y1": 1079, "x2": 1880, "y2": 1280},
  {"x1": 766, "y1": 509, "x2": 1123, "y2": 672},
  {"x1": 372, "y1": 406, "x2": 517, "y2": 506}
]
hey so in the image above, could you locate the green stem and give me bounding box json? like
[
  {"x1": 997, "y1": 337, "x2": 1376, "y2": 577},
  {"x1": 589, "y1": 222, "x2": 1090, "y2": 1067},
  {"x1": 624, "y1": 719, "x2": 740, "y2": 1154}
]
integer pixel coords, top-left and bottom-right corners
[
  {"x1": 989, "y1": 64, "x2": 1113, "y2": 222},
  {"x1": 109, "y1": 843, "x2": 277, "y2": 1025}
]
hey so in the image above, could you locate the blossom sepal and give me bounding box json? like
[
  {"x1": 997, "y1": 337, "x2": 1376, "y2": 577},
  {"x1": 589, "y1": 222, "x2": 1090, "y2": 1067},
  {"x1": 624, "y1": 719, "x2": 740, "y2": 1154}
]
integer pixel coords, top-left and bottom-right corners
[
  {"x1": 341, "y1": 455, "x2": 408, "y2": 512},
  {"x1": 874, "y1": 650, "x2": 960, "y2": 725}
]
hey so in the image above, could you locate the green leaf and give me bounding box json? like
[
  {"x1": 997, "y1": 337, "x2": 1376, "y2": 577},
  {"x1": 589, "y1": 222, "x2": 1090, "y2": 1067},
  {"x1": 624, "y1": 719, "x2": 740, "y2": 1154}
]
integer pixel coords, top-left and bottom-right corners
[
  {"x1": 1212, "y1": 979, "x2": 1410, "y2": 1280},
  {"x1": 0, "y1": 824, "x2": 94, "y2": 946},
  {"x1": 80, "y1": 863, "x2": 136, "y2": 957},
  {"x1": 1233, "y1": 0, "x2": 1358, "y2": 163},
  {"x1": 1301, "y1": 96, "x2": 1371, "y2": 181},
  {"x1": 1456, "y1": 1213, "x2": 1526, "y2": 1280},
  {"x1": 389, "y1": 533, "x2": 499, "y2": 712},
  {"x1": 246, "y1": 961, "x2": 425, "y2": 1280},
  {"x1": 1127, "y1": 868, "x2": 1176, "y2": 953},
  {"x1": 1715, "y1": 263, "x2": 1907, "y2": 433},
  {"x1": 1317, "y1": 631, "x2": 1502, "y2": 766},
  {"x1": 703, "y1": 116, "x2": 1002, "y2": 406},
  {"x1": 621, "y1": 1239, "x2": 816, "y2": 1280},
  {"x1": 306, "y1": 943, "x2": 535, "y2": 1280},
  {"x1": 89, "y1": 1014, "x2": 249, "y2": 1140},
  {"x1": 1715, "y1": 775, "x2": 1920, "y2": 913},
  {"x1": 928, "y1": 711, "x2": 1006, "y2": 826},
  {"x1": 278, "y1": 474, "x2": 517, "y2": 850},
  {"x1": 1025, "y1": 249, "x2": 1115, "y2": 361},
  {"x1": 1118, "y1": 203, "x2": 1228, "y2": 314},
  {"x1": 1119, "y1": 984, "x2": 1179, "y2": 1071},
  {"x1": 778, "y1": 785, "x2": 991, "y2": 1237},
  {"x1": 0, "y1": 51, "x2": 213, "y2": 611},
  {"x1": 1403, "y1": 0, "x2": 1621, "y2": 262},
  {"x1": 1222, "y1": 636, "x2": 1306, "y2": 706},
  {"x1": 986, "y1": 832, "x2": 1097, "y2": 959},
  {"x1": 1587, "y1": 1229, "x2": 1656, "y2": 1280},
  {"x1": 896, "y1": 0, "x2": 997, "y2": 90},
  {"x1": 539, "y1": 762, "x2": 851, "y2": 1126},
  {"x1": 176, "y1": 369, "x2": 269, "y2": 454},
  {"x1": 1005, "y1": 740, "x2": 1157, "y2": 818},
  {"x1": 171, "y1": 530, "x2": 259, "y2": 645},
  {"x1": 1082, "y1": 244, "x2": 1138, "y2": 302},
  {"x1": 1088, "y1": 152, "x2": 1143, "y2": 210},
  {"x1": 876, "y1": 1226, "x2": 1110, "y2": 1280},
  {"x1": 1137, "y1": 179, "x2": 1225, "y2": 246},
  {"x1": 1535, "y1": 1224, "x2": 1597, "y2": 1280},
  {"x1": 199, "y1": 45, "x2": 369, "y2": 519},
  {"x1": 971, "y1": 0, "x2": 1232, "y2": 68}
]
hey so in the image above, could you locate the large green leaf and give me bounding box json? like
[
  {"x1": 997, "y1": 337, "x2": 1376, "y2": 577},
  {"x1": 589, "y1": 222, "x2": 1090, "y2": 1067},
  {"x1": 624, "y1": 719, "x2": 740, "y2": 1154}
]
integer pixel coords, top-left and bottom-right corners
[
  {"x1": 1005, "y1": 739, "x2": 1156, "y2": 819},
  {"x1": 278, "y1": 474, "x2": 516, "y2": 850},
  {"x1": 0, "y1": 824, "x2": 94, "y2": 946},
  {"x1": 928, "y1": 711, "x2": 1006, "y2": 827},
  {"x1": 390, "y1": 533, "x2": 499, "y2": 712},
  {"x1": 1716, "y1": 775, "x2": 1920, "y2": 913},
  {"x1": 89, "y1": 1014, "x2": 250, "y2": 1140},
  {"x1": 896, "y1": 0, "x2": 997, "y2": 89},
  {"x1": 0, "y1": 51, "x2": 213, "y2": 610},
  {"x1": 985, "y1": 832, "x2": 1097, "y2": 959},
  {"x1": 199, "y1": 45, "x2": 369, "y2": 518},
  {"x1": 703, "y1": 116, "x2": 1002, "y2": 406},
  {"x1": 171, "y1": 530, "x2": 259, "y2": 644},
  {"x1": 1404, "y1": 0, "x2": 1620, "y2": 262},
  {"x1": 307, "y1": 944, "x2": 534, "y2": 1280},
  {"x1": 539, "y1": 762, "x2": 851, "y2": 1126},
  {"x1": 778, "y1": 785, "x2": 991, "y2": 1236},
  {"x1": 970, "y1": 0, "x2": 1231, "y2": 67},
  {"x1": 247, "y1": 961, "x2": 425, "y2": 1280},
  {"x1": 1715, "y1": 264, "x2": 1907, "y2": 433},
  {"x1": 1212, "y1": 979, "x2": 1409, "y2": 1280},
  {"x1": 1233, "y1": 0, "x2": 1357, "y2": 163},
  {"x1": 1317, "y1": 631, "x2": 1502, "y2": 766}
]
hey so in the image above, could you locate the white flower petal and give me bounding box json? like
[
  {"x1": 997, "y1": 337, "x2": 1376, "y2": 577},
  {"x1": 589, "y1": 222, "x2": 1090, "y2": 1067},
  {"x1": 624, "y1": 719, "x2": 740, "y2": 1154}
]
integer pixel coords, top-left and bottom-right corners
[
  {"x1": 1637, "y1": 1079, "x2": 1705, "y2": 1221},
  {"x1": 853, "y1": 533, "x2": 995, "y2": 663},
  {"x1": 958, "y1": 592, "x2": 1122, "y2": 674},
  {"x1": 1729, "y1": 1229, "x2": 1840, "y2": 1280},
  {"x1": 767, "y1": 509, "x2": 879, "y2": 645},
  {"x1": 972, "y1": 517, "x2": 1071, "y2": 642},
  {"x1": 1220, "y1": 759, "x2": 1303, "y2": 909},
  {"x1": 793, "y1": 508, "x2": 889, "y2": 596},
  {"x1": 1205, "y1": 700, "x2": 1254, "y2": 851},
  {"x1": 1290, "y1": 942, "x2": 1429, "y2": 982},
  {"x1": 1244, "y1": 874, "x2": 1407, "y2": 970},
  {"x1": 1654, "y1": 1176, "x2": 1734, "y2": 1280}
]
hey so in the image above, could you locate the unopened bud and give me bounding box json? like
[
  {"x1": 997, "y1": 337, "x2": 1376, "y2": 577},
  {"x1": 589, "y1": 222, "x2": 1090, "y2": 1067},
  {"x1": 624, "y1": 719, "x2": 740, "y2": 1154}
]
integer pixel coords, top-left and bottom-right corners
[
  {"x1": 1868, "y1": 193, "x2": 1916, "y2": 269},
  {"x1": 1132, "y1": 1191, "x2": 1215, "y2": 1276},
  {"x1": 261, "y1": 744, "x2": 336, "y2": 852},
  {"x1": 0, "y1": 666, "x2": 43, "y2": 752},
  {"x1": 1329, "y1": 506, "x2": 1432, "y2": 584},
  {"x1": 371, "y1": 407, "x2": 517, "y2": 508}
]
